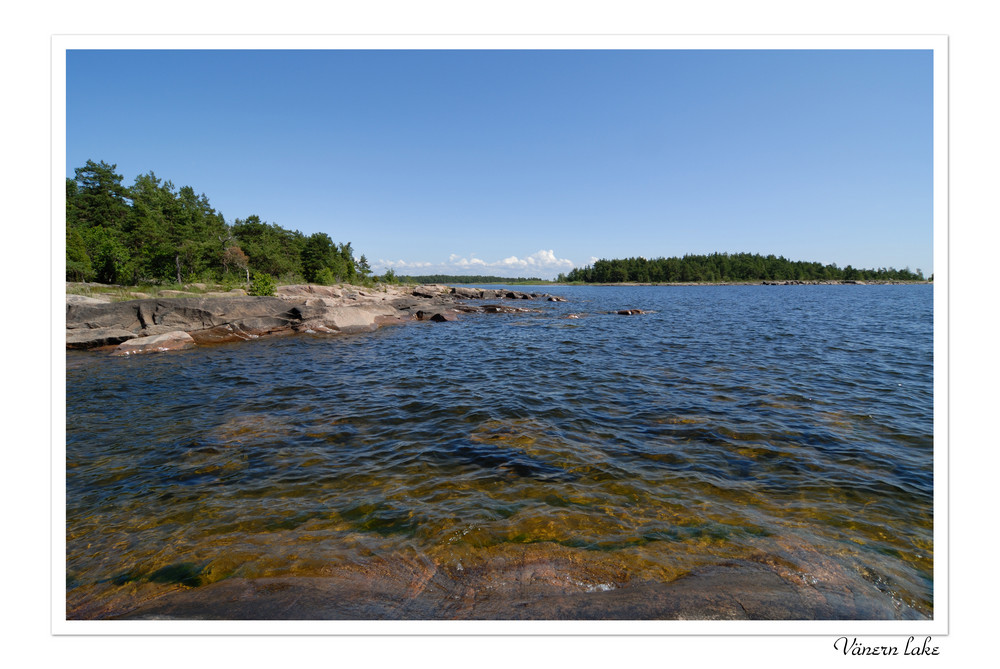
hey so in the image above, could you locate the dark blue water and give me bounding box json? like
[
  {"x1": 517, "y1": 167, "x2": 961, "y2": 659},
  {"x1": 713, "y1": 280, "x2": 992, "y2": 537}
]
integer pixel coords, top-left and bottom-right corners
[{"x1": 65, "y1": 285, "x2": 933, "y2": 618}]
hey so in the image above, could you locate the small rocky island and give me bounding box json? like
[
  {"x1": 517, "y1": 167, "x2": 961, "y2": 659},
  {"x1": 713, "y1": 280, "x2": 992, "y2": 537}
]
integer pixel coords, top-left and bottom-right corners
[{"x1": 65, "y1": 283, "x2": 560, "y2": 355}]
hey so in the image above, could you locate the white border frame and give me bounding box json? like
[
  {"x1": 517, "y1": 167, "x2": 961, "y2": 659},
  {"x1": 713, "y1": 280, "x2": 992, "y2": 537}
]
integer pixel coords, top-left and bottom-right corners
[{"x1": 52, "y1": 34, "x2": 948, "y2": 636}]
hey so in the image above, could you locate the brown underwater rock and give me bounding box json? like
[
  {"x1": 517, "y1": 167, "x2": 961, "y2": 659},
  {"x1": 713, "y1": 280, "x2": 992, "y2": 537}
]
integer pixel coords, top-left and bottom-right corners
[{"x1": 110, "y1": 555, "x2": 923, "y2": 621}]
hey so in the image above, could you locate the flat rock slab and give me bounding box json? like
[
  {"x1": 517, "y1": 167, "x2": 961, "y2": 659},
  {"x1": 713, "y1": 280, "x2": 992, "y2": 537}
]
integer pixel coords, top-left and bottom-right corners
[
  {"x1": 291, "y1": 304, "x2": 399, "y2": 333},
  {"x1": 66, "y1": 294, "x2": 112, "y2": 305},
  {"x1": 111, "y1": 331, "x2": 195, "y2": 356},
  {"x1": 157, "y1": 290, "x2": 199, "y2": 297},
  {"x1": 66, "y1": 296, "x2": 298, "y2": 347},
  {"x1": 66, "y1": 327, "x2": 137, "y2": 349},
  {"x1": 277, "y1": 285, "x2": 343, "y2": 298}
]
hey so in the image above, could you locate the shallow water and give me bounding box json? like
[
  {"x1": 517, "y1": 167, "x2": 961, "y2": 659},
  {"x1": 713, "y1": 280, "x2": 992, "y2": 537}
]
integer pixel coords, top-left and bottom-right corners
[{"x1": 65, "y1": 285, "x2": 934, "y2": 619}]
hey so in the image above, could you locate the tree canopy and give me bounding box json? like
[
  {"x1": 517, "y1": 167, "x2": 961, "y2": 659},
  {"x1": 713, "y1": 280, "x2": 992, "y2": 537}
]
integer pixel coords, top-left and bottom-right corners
[
  {"x1": 560, "y1": 253, "x2": 925, "y2": 283},
  {"x1": 65, "y1": 160, "x2": 362, "y2": 286}
]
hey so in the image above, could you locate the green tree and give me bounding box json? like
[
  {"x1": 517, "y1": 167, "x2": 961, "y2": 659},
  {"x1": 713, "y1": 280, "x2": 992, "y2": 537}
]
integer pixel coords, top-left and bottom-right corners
[
  {"x1": 72, "y1": 160, "x2": 130, "y2": 232},
  {"x1": 338, "y1": 242, "x2": 357, "y2": 283},
  {"x1": 67, "y1": 159, "x2": 376, "y2": 287},
  {"x1": 301, "y1": 232, "x2": 338, "y2": 283},
  {"x1": 172, "y1": 186, "x2": 227, "y2": 282},
  {"x1": 126, "y1": 172, "x2": 178, "y2": 283},
  {"x1": 65, "y1": 225, "x2": 93, "y2": 282},
  {"x1": 232, "y1": 215, "x2": 304, "y2": 279},
  {"x1": 315, "y1": 267, "x2": 337, "y2": 285},
  {"x1": 69, "y1": 160, "x2": 131, "y2": 282},
  {"x1": 66, "y1": 178, "x2": 93, "y2": 281},
  {"x1": 89, "y1": 226, "x2": 131, "y2": 284},
  {"x1": 356, "y1": 254, "x2": 372, "y2": 281},
  {"x1": 248, "y1": 271, "x2": 277, "y2": 296}
]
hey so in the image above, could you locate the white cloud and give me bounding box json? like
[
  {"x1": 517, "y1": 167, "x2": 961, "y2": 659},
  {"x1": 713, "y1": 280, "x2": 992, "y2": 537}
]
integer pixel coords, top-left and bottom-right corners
[
  {"x1": 376, "y1": 258, "x2": 434, "y2": 269},
  {"x1": 373, "y1": 249, "x2": 578, "y2": 278}
]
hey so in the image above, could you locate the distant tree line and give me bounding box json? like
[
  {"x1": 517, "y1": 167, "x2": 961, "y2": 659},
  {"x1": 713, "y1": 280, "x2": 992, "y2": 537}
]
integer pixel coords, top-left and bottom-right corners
[
  {"x1": 558, "y1": 253, "x2": 926, "y2": 283},
  {"x1": 66, "y1": 160, "x2": 374, "y2": 287},
  {"x1": 398, "y1": 274, "x2": 548, "y2": 285}
]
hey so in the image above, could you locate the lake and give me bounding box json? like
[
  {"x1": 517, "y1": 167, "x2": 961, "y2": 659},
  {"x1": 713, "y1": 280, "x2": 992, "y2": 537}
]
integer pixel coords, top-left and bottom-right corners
[{"x1": 65, "y1": 284, "x2": 934, "y2": 619}]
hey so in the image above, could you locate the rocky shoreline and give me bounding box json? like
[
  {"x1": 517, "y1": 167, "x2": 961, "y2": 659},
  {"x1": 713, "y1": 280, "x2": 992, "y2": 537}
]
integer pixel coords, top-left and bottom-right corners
[
  {"x1": 65, "y1": 279, "x2": 928, "y2": 354},
  {"x1": 65, "y1": 283, "x2": 560, "y2": 354}
]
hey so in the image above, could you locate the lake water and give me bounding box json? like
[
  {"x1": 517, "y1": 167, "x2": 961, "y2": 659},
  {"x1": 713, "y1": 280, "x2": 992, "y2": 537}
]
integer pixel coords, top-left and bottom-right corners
[{"x1": 65, "y1": 284, "x2": 934, "y2": 619}]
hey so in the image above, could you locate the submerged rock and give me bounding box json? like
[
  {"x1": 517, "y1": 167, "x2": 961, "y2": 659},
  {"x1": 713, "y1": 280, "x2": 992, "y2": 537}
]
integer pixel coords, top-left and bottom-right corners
[{"x1": 110, "y1": 555, "x2": 925, "y2": 621}]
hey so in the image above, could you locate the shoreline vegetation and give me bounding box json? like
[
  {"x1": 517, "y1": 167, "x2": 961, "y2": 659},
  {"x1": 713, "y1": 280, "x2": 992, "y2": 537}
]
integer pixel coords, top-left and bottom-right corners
[
  {"x1": 557, "y1": 254, "x2": 928, "y2": 284},
  {"x1": 67, "y1": 160, "x2": 931, "y2": 293}
]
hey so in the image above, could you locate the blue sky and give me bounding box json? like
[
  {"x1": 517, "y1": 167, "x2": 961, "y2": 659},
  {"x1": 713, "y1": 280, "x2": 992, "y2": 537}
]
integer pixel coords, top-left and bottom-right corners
[{"x1": 66, "y1": 49, "x2": 933, "y2": 278}]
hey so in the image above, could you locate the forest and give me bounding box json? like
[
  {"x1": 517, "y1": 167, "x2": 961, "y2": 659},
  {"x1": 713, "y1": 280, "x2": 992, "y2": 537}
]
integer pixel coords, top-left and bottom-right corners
[
  {"x1": 66, "y1": 160, "x2": 377, "y2": 290},
  {"x1": 558, "y1": 253, "x2": 927, "y2": 283}
]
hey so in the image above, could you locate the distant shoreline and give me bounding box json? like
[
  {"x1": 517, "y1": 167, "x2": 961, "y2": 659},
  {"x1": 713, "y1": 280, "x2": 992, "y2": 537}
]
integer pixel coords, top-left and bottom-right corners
[
  {"x1": 451, "y1": 280, "x2": 933, "y2": 287},
  {"x1": 575, "y1": 280, "x2": 931, "y2": 286}
]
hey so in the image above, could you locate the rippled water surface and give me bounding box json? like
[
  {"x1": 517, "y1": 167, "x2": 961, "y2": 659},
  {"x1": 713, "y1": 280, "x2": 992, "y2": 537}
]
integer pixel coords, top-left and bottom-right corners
[{"x1": 65, "y1": 285, "x2": 934, "y2": 618}]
